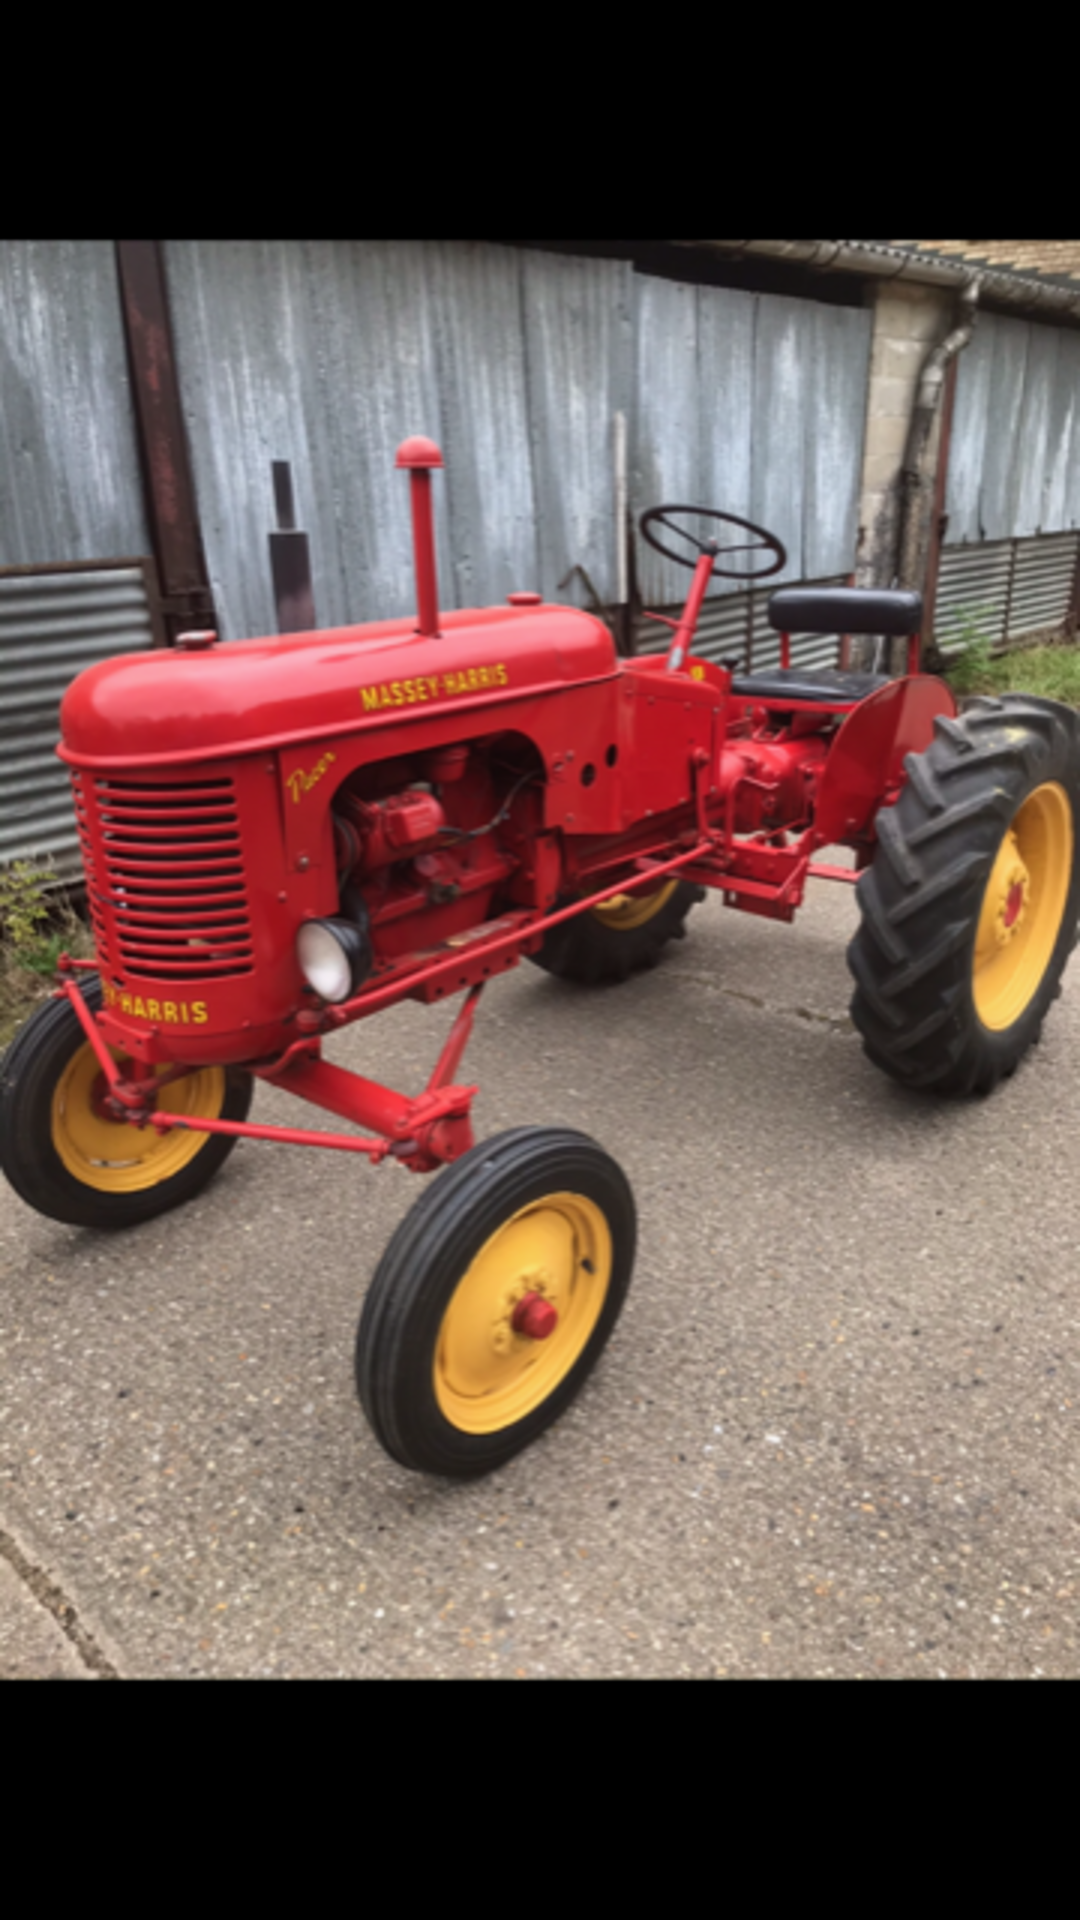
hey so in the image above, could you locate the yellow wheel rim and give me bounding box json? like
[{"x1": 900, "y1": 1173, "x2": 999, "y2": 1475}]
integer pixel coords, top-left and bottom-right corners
[
  {"x1": 973, "y1": 781, "x2": 1073, "y2": 1031},
  {"x1": 433, "y1": 1193, "x2": 612, "y2": 1434},
  {"x1": 591, "y1": 880, "x2": 677, "y2": 931},
  {"x1": 51, "y1": 1042, "x2": 227, "y2": 1194}
]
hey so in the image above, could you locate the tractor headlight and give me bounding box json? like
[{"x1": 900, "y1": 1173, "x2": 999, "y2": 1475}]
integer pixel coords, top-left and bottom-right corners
[{"x1": 297, "y1": 917, "x2": 371, "y2": 1003}]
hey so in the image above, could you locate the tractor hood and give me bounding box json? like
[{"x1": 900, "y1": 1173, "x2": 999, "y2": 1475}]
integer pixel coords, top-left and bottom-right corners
[{"x1": 59, "y1": 603, "x2": 617, "y2": 769}]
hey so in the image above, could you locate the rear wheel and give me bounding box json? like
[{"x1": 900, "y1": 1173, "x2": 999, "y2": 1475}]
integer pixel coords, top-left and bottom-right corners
[
  {"x1": 528, "y1": 879, "x2": 705, "y2": 985},
  {"x1": 355, "y1": 1127, "x2": 635, "y2": 1476},
  {"x1": 847, "y1": 695, "x2": 1080, "y2": 1094},
  {"x1": 0, "y1": 978, "x2": 253, "y2": 1228}
]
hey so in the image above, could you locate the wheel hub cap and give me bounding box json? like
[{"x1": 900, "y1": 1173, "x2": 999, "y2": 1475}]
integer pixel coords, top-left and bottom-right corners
[{"x1": 973, "y1": 783, "x2": 1073, "y2": 1031}]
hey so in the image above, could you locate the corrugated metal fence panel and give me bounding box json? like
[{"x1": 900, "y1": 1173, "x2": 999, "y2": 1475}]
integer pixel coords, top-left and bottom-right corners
[
  {"x1": 1010, "y1": 532, "x2": 1078, "y2": 634},
  {"x1": 521, "y1": 250, "x2": 634, "y2": 609},
  {"x1": 424, "y1": 243, "x2": 539, "y2": 609},
  {"x1": 979, "y1": 319, "x2": 1031, "y2": 541},
  {"x1": 165, "y1": 241, "x2": 631, "y2": 639},
  {"x1": 0, "y1": 567, "x2": 156, "y2": 878},
  {"x1": 934, "y1": 534, "x2": 1079, "y2": 650},
  {"x1": 0, "y1": 242, "x2": 152, "y2": 568},
  {"x1": 1044, "y1": 332, "x2": 1080, "y2": 531},
  {"x1": 307, "y1": 241, "x2": 456, "y2": 635},
  {"x1": 164, "y1": 240, "x2": 432, "y2": 645},
  {"x1": 633, "y1": 277, "x2": 703, "y2": 608},
  {"x1": 942, "y1": 321, "x2": 992, "y2": 545},
  {"x1": 697, "y1": 286, "x2": 756, "y2": 568},
  {"x1": 934, "y1": 541, "x2": 1013, "y2": 648},
  {"x1": 948, "y1": 313, "x2": 1080, "y2": 542},
  {"x1": 632, "y1": 278, "x2": 870, "y2": 609},
  {"x1": 802, "y1": 304, "x2": 873, "y2": 582},
  {"x1": 750, "y1": 296, "x2": 808, "y2": 587},
  {"x1": 1012, "y1": 324, "x2": 1057, "y2": 538},
  {"x1": 1067, "y1": 335, "x2": 1080, "y2": 528},
  {"x1": 633, "y1": 576, "x2": 847, "y2": 672}
]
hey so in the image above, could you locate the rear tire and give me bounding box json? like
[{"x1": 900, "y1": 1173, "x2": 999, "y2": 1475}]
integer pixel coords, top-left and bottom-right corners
[
  {"x1": 528, "y1": 880, "x2": 705, "y2": 986},
  {"x1": 847, "y1": 695, "x2": 1080, "y2": 1094}
]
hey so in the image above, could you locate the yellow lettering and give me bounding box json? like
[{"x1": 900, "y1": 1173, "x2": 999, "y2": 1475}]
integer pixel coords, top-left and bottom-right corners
[
  {"x1": 120, "y1": 993, "x2": 132, "y2": 1014},
  {"x1": 164, "y1": 1002, "x2": 178, "y2": 1023},
  {"x1": 360, "y1": 669, "x2": 529, "y2": 705},
  {"x1": 147, "y1": 999, "x2": 161, "y2": 1021},
  {"x1": 181, "y1": 1003, "x2": 189, "y2": 1023},
  {"x1": 192, "y1": 1002, "x2": 208, "y2": 1025},
  {"x1": 133, "y1": 997, "x2": 147, "y2": 1019},
  {"x1": 288, "y1": 749, "x2": 336, "y2": 801}
]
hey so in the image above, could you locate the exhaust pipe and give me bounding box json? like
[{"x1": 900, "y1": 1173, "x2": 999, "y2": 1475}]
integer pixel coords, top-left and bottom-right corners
[{"x1": 396, "y1": 436, "x2": 444, "y2": 638}]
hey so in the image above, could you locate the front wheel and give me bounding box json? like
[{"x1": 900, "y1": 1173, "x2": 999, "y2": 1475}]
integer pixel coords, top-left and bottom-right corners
[
  {"x1": 0, "y1": 978, "x2": 254, "y2": 1228},
  {"x1": 847, "y1": 695, "x2": 1080, "y2": 1094},
  {"x1": 528, "y1": 880, "x2": 705, "y2": 986},
  {"x1": 355, "y1": 1127, "x2": 636, "y2": 1476}
]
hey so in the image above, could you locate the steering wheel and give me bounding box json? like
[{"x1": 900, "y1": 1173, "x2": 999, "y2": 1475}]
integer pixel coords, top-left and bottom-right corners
[{"x1": 639, "y1": 505, "x2": 787, "y2": 581}]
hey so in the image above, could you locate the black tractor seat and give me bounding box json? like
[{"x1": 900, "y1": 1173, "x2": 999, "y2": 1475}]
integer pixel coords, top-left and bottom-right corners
[
  {"x1": 728, "y1": 584, "x2": 923, "y2": 704},
  {"x1": 729, "y1": 667, "x2": 892, "y2": 704},
  {"x1": 768, "y1": 587, "x2": 923, "y2": 637}
]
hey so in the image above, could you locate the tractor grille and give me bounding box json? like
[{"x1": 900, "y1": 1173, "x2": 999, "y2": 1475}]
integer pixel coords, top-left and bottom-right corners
[{"x1": 73, "y1": 772, "x2": 255, "y2": 981}]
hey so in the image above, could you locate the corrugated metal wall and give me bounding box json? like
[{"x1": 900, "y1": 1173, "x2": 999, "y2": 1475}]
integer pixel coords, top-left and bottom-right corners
[
  {"x1": 946, "y1": 312, "x2": 1080, "y2": 543},
  {"x1": 0, "y1": 242, "x2": 151, "y2": 568},
  {"x1": 163, "y1": 241, "x2": 634, "y2": 640},
  {"x1": 0, "y1": 566, "x2": 159, "y2": 880},
  {"x1": 631, "y1": 278, "x2": 872, "y2": 608},
  {"x1": 934, "y1": 533, "x2": 1079, "y2": 650},
  {"x1": 165, "y1": 243, "x2": 871, "y2": 643},
  {"x1": 633, "y1": 575, "x2": 849, "y2": 674},
  {"x1": 0, "y1": 243, "x2": 159, "y2": 885}
]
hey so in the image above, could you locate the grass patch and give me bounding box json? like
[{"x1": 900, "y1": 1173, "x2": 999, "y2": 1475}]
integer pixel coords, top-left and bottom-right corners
[
  {"x1": 943, "y1": 633, "x2": 1080, "y2": 705},
  {"x1": 0, "y1": 863, "x2": 96, "y2": 1050}
]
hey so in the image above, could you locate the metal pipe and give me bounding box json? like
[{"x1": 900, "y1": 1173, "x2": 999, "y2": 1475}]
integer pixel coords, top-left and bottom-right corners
[
  {"x1": 896, "y1": 278, "x2": 981, "y2": 597},
  {"x1": 114, "y1": 240, "x2": 218, "y2": 644},
  {"x1": 614, "y1": 409, "x2": 628, "y2": 606},
  {"x1": 395, "y1": 437, "x2": 444, "y2": 638}
]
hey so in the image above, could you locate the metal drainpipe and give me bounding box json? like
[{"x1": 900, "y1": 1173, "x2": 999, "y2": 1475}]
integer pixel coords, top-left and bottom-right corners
[{"x1": 890, "y1": 277, "x2": 980, "y2": 666}]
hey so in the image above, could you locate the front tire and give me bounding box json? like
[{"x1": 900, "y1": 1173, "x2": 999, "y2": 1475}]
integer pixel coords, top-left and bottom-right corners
[
  {"x1": 0, "y1": 978, "x2": 254, "y2": 1228},
  {"x1": 355, "y1": 1127, "x2": 636, "y2": 1477},
  {"x1": 528, "y1": 880, "x2": 705, "y2": 985},
  {"x1": 847, "y1": 695, "x2": 1080, "y2": 1094}
]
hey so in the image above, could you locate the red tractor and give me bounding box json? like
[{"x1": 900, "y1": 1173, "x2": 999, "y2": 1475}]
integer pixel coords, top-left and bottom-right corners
[{"x1": 3, "y1": 437, "x2": 1079, "y2": 1478}]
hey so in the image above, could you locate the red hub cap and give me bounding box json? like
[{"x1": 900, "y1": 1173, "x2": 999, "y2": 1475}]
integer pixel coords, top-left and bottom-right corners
[
  {"x1": 511, "y1": 1293, "x2": 558, "y2": 1340},
  {"x1": 1003, "y1": 880, "x2": 1025, "y2": 930}
]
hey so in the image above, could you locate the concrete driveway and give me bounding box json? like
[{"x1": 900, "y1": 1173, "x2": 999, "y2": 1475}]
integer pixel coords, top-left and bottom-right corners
[{"x1": 2, "y1": 868, "x2": 1078, "y2": 1678}]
